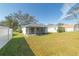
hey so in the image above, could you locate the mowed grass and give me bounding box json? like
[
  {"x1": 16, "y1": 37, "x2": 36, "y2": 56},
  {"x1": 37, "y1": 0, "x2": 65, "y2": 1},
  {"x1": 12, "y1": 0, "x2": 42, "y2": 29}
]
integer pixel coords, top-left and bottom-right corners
[
  {"x1": 1, "y1": 32, "x2": 79, "y2": 56},
  {"x1": 25, "y1": 32, "x2": 79, "y2": 56},
  {"x1": 0, "y1": 32, "x2": 35, "y2": 56}
]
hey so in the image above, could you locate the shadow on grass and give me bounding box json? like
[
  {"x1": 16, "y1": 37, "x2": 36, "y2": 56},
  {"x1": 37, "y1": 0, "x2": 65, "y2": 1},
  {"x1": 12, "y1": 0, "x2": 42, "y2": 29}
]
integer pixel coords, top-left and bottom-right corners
[
  {"x1": 0, "y1": 33, "x2": 35, "y2": 56},
  {"x1": 37, "y1": 33, "x2": 52, "y2": 36},
  {"x1": 12, "y1": 33, "x2": 17, "y2": 36}
]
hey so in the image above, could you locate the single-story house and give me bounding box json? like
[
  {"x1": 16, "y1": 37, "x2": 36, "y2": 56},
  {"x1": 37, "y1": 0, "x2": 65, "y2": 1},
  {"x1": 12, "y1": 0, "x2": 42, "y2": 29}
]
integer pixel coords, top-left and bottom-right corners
[
  {"x1": 47, "y1": 24, "x2": 75, "y2": 32},
  {"x1": 22, "y1": 23, "x2": 48, "y2": 35},
  {"x1": 22, "y1": 23, "x2": 79, "y2": 35},
  {"x1": 47, "y1": 24, "x2": 58, "y2": 33},
  {"x1": 62, "y1": 24, "x2": 74, "y2": 32},
  {"x1": 74, "y1": 24, "x2": 79, "y2": 31}
]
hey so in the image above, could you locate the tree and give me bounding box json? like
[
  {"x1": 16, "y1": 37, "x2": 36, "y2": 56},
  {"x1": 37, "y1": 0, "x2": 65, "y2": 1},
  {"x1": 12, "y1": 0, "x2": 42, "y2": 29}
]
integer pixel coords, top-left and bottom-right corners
[
  {"x1": 0, "y1": 11, "x2": 38, "y2": 32},
  {"x1": 13, "y1": 11, "x2": 38, "y2": 32},
  {"x1": 57, "y1": 23, "x2": 64, "y2": 27},
  {"x1": 5, "y1": 15, "x2": 18, "y2": 30},
  {"x1": 0, "y1": 16, "x2": 18, "y2": 31},
  {"x1": 13, "y1": 11, "x2": 38, "y2": 25},
  {"x1": 57, "y1": 27, "x2": 65, "y2": 33},
  {"x1": 57, "y1": 23, "x2": 65, "y2": 33}
]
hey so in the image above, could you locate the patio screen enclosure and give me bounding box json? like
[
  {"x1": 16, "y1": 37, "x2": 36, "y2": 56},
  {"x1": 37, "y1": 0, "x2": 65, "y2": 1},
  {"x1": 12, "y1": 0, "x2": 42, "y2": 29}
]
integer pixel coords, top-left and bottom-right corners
[{"x1": 26, "y1": 27, "x2": 47, "y2": 35}]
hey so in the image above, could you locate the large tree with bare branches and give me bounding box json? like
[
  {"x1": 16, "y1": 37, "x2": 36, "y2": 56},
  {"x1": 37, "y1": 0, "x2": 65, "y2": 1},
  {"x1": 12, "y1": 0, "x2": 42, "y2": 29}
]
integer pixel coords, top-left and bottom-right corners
[{"x1": 0, "y1": 11, "x2": 38, "y2": 31}]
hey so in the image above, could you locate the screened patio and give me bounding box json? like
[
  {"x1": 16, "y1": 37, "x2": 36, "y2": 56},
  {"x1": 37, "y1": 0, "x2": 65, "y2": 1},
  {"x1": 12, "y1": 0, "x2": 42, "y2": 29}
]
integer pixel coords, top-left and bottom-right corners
[{"x1": 22, "y1": 23, "x2": 48, "y2": 35}]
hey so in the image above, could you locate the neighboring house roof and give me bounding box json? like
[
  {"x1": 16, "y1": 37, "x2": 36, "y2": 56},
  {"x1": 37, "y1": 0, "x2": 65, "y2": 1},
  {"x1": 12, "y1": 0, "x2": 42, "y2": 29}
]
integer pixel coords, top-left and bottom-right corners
[
  {"x1": 74, "y1": 24, "x2": 79, "y2": 26},
  {"x1": 47, "y1": 24, "x2": 57, "y2": 28},
  {"x1": 74, "y1": 24, "x2": 79, "y2": 28},
  {"x1": 0, "y1": 26, "x2": 9, "y2": 29},
  {"x1": 22, "y1": 23, "x2": 75, "y2": 28},
  {"x1": 22, "y1": 23, "x2": 47, "y2": 27},
  {"x1": 0, "y1": 23, "x2": 10, "y2": 28},
  {"x1": 47, "y1": 24, "x2": 74, "y2": 28}
]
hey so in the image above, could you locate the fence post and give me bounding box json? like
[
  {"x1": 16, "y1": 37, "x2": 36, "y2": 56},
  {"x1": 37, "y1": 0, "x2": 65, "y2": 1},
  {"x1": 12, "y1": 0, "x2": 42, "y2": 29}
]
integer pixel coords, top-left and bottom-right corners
[{"x1": 8, "y1": 28, "x2": 9, "y2": 40}]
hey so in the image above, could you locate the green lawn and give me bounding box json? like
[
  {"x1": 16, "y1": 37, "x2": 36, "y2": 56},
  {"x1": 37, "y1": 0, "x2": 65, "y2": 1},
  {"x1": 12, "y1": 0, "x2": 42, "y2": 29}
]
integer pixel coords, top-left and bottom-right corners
[
  {"x1": 0, "y1": 32, "x2": 35, "y2": 56},
  {"x1": 1, "y1": 32, "x2": 79, "y2": 56}
]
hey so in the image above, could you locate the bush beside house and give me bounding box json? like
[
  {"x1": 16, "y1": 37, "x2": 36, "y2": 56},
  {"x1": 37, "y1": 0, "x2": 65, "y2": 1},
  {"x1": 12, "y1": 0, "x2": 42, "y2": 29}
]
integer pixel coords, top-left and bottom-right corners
[{"x1": 57, "y1": 27, "x2": 65, "y2": 33}]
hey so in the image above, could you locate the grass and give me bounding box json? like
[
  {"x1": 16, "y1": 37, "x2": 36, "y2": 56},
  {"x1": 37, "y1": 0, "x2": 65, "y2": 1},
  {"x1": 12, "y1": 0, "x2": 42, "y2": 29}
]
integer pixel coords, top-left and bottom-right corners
[
  {"x1": 25, "y1": 32, "x2": 79, "y2": 56},
  {"x1": 0, "y1": 32, "x2": 35, "y2": 56},
  {"x1": 1, "y1": 32, "x2": 79, "y2": 56}
]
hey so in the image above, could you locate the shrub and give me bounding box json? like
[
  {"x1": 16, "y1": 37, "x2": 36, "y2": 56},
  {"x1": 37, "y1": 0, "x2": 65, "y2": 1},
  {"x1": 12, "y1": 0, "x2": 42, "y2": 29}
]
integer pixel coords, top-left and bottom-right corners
[
  {"x1": 16, "y1": 26, "x2": 22, "y2": 33},
  {"x1": 57, "y1": 27, "x2": 65, "y2": 33}
]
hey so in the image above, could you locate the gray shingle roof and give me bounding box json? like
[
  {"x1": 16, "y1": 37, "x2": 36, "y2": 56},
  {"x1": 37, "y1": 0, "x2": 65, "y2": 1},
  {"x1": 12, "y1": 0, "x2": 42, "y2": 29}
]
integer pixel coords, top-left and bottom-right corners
[
  {"x1": 22, "y1": 23, "x2": 47, "y2": 27},
  {"x1": 47, "y1": 24, "x2": 57, "y2": 27}
]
